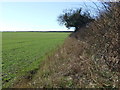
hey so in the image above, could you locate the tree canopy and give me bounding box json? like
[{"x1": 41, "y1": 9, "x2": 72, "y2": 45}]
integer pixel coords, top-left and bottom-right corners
[{"x1": 57, "y1": 8, "x2": 94, "y2": 32}]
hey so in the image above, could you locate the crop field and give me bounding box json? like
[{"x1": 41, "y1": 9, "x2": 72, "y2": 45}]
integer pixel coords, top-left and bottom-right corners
[{"x1": 2, "y1": 32, "x2": 70, "y2": 88}]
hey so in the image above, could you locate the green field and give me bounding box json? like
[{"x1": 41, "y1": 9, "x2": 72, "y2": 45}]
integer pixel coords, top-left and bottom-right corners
[{"x1": 2, "y1": 32, "x2": 70, "y2": 88}]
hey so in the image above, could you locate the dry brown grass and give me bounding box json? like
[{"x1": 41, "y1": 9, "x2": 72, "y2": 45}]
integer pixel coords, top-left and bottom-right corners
[{"x1": 13, "y1": 2, "x2": 119, "y2": 88}]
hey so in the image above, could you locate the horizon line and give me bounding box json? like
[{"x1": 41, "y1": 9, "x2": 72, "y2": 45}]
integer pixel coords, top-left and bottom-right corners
[{"x1": 0, "y1": 30, "x2": 74, "y2": 32}]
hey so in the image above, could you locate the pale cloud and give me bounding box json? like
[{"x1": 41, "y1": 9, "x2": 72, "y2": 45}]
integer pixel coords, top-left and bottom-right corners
[{"x1": 0, "y1": 23, "x2": 74, "y2": 31}]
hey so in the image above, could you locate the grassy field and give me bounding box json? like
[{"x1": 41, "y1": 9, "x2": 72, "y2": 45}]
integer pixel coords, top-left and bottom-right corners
[{"x1": 2, "y1": 32, "x2": 70, "y2": 88}]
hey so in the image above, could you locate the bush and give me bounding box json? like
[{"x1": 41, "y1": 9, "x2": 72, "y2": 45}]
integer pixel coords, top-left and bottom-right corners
[{"x1": 57, "y1": 8, "x2": 94, "y2": 32}]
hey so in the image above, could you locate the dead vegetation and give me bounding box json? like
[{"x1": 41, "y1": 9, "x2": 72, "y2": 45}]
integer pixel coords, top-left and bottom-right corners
[{"x1": 13, "y1": 2, "x2": 119, "y2": 88}]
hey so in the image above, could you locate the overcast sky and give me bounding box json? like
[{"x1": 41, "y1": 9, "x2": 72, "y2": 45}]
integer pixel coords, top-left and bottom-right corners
[{"x1": 0, "y1": 2, "x2": 102, "y2": 31}]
